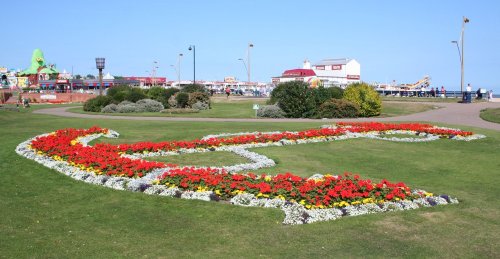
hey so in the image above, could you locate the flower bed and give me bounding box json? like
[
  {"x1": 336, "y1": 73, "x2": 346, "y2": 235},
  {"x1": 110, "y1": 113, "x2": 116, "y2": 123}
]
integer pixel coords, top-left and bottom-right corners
[{"x1": 16, "y1": 122, "x2": 484, "y2": 224}]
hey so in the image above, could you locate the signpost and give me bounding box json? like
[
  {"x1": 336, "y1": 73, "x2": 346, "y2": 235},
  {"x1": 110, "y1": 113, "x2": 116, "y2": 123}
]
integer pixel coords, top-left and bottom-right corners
[{"x1": 253, "y1": 104, "x2": 260, "y2": 117}]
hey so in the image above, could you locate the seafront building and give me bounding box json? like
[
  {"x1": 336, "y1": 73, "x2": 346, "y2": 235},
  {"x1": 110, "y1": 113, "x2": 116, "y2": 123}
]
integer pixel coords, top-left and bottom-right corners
[{"x1": 272, "y1": 58, "x2": 361, "y2": 88}]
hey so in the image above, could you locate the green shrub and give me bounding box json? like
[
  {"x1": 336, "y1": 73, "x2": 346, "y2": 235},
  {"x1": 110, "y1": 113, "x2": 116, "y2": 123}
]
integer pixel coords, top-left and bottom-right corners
[
  {"x1": 257, "y1": 105, "x2": 285, "y2": 118},
  {"x1": 136, "y1": 99, "x2": 164, "y2": 112},
  {"x1": 343, "y1": 82, "x2": 381, "y2": 117},
  {"x1": 165, "y1": 88, "x2": 179, "y2": 99},
  {"x1": 101, "y1": 103, "x2": 118, "y2": 113},
  {"x1": 313, "y1": 86, "x2": 344, "y2": 107},
  {"x1": 182, "y1": 84, "x2": 207, "y2": 93},
  {"x1": 175, "y1": 92, "x2": 189, "y2": 108},
  {"x1": 125, "y1": 88, "x2": 147, "y2": 102},
  {"x1": 107, "y1": 85, "x2": 147, "y2": 103},
  {"x1": 318, "y1": 99, "x2": 360, "y2": 118},
  {"x1": 270, "y1": 81, "x2": 316, "y2": 118},
  {"x1": 188, "y1": 92, "x2": 210, "y2": 108},
  {"x1": 83, "y1": 95, "x2": 112, "y2": 112},
  {"x1": 160, "y1": 108, "x2": 199, "y2": 114}
]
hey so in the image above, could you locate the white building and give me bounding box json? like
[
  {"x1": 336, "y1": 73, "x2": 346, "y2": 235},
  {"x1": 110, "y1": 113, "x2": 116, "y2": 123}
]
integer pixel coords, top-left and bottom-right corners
[{"x1": 272, "y1": 58, "x2": 361, "y2": 88}]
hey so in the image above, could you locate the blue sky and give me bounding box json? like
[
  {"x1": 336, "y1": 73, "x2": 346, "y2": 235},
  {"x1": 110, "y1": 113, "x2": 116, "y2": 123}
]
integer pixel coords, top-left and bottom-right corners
[{"x1": 2, "y1": 0, "x2": 499, "y2": 91}]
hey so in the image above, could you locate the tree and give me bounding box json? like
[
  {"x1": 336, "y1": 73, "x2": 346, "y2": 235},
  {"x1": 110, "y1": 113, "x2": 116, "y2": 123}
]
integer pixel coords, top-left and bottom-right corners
[
  {"x1": 74, "y1": 74, "x2": 82, "y2": 80},
  {"x1": 270, "y1": 81, "x2": 316, "y2": 118},
  {"x1": 86, "y1": 74, "x2": 96, "y2": 79},
  {"x1": 343, "y1": 82, "x2": 381, "y2": 117}
]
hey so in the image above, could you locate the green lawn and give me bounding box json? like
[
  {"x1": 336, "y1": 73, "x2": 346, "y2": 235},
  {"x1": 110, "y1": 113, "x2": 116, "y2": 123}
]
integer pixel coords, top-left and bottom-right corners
[
  {"x1": 1, "y1": 107, "x2": 499, "y2": 258},
  {"x1": 145, "y1": 151, "x2": 250, "y2": 167},
  {"x1": 380, "y1": 102, "x2": 437, "y2": 117},
  {"x1": 69, "y1": 98, "x2": 435, "y2": 119},
  {"x1": 480, "y1": 107, "x2": 500, "y2": 124}
]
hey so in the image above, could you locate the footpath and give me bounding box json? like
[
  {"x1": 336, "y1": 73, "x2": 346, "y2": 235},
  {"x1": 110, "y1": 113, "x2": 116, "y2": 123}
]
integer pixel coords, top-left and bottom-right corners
[{"x1": 33, "y1": 101, "x2": 500, "y2": 131}]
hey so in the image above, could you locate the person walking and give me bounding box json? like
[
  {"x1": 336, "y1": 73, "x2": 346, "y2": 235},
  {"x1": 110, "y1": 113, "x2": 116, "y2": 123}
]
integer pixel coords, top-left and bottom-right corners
[
  {"x1": 466, "y1": 83, "x2": 472, "y2": 103},
  {"x1": 225, "y1": 86, "x2": 231, "y2": 99},
  {"x1": 441, "y1": 86, "x2": 446, "y2": 98}
]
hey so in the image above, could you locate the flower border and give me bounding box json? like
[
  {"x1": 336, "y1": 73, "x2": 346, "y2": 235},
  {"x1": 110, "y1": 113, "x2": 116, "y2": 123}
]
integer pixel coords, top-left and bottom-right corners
[{"x1": 16, "y1": 123, "x2": 484, "y2": 224}]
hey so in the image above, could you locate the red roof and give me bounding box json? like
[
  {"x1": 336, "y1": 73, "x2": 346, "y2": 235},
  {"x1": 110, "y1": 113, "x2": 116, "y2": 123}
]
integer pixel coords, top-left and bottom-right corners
[{"x1": 282, "y1": 69, "x2": 316, "y2": 77}]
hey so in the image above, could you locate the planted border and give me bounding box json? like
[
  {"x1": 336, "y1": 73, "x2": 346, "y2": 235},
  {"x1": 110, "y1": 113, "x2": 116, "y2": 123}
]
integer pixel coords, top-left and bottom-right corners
[{"x1": 16, "y1": 122, "x2": 485, "y2": 224}]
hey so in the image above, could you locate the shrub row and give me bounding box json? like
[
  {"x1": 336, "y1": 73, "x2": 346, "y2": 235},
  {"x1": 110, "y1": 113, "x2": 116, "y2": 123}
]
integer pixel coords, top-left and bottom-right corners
[{"x1": 266, "y1": 81, "x2": 381, "y2": 118}]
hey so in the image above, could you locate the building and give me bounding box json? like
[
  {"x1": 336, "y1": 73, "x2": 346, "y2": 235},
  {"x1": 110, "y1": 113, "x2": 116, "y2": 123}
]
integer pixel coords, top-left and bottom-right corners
[{"x1": 272, "y1": 58, "x2": 361, "y2": 88}]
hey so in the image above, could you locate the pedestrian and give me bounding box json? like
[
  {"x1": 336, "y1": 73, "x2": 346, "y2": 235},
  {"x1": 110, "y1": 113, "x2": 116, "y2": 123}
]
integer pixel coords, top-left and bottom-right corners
[
  {"x1": 225, "y1": 86, "x2": 231, "y2": 98},
  {"x1": 441, "y1": 86, "x2": 446, "y2": 98},
  {"x1": 466, "y1": 83, "x2": 472, "y2": 103},
  {"x1": 435, "y1": 87, "x2": 439, "y2": 97},
  {"x1": 430, "y1": 87, "x2": 435, "y2": 97},
  {"x1": 489, "y1": 90, "x2": 494, "y2": 102}
]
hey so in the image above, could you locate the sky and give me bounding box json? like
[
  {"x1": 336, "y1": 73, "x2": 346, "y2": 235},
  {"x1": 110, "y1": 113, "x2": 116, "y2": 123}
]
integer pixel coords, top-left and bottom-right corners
[{"x1": 2, "y1": 0, "x2": 500, "y2": 91}]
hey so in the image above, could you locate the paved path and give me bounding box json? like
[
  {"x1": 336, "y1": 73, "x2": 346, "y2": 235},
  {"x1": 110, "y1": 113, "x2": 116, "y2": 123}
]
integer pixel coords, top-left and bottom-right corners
[{"x1": 34, "y1": 101, "x2": 500, "y2": 131}]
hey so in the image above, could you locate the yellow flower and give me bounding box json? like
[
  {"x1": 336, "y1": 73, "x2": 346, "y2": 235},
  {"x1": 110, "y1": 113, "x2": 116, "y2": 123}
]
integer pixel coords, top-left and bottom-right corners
[
  {"x1": 152, "y1": 179, "x2": 160, "y2": 185},
  {"x1": 215, "y1": 190, "x2": 221, "y2": 195},
  {"x1": 264, "y1": 176, "x2": 272, "y2": 182}
]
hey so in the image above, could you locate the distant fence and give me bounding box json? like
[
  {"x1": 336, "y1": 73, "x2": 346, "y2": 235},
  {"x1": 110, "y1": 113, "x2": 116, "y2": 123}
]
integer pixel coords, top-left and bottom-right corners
[{"x1": 377, "y1": 90, "x2": 472, "y2": 99}]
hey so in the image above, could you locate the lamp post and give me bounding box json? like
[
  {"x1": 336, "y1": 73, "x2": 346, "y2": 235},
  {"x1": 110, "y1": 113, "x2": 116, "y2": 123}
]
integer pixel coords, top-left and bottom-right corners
[
  {"x1": 452, "y1": 17, "x2": 469, "y2": 94},
  {"x1": 152, "y1": 61, "x2": 158, "y2": 87},
  {"x1": 247, "y1": 43, "x2": 253, "y2": 84},
  {"x1": 237, "y1": 58, "x2": 248, "y2": 83},
  {"x1": 95, "y1": 57, "x2": 105, "y2": 95},
  {"x1": 178, "y1": 53, "x2": 183, "y2": 87},
  {"x1": 188, "y1": 45, "x2": 195, "y2": 84}
]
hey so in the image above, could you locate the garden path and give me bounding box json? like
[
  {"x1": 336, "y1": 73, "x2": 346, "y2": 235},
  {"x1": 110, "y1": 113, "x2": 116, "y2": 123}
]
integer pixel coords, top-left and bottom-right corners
[{"x1": 34, "y1": 101, "x2": 500, "y2": 131}]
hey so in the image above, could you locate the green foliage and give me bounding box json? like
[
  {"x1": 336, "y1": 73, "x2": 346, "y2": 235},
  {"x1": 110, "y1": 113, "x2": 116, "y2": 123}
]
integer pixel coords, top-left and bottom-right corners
[
  {"x1": 188, "y1": 92, "x2": 211, "y2": 108},
  {"x1": 107, "y1": 85, "x2": 147, "y2": 103},
  {"x1": 182, "y1": 84, "x2": 207, "y2": 93},
  {"x1": 343, "y1": 82, "x2": 382, "y2": 117},
  {"x1": 126, "y1": 88, "x2": 148, "y2": 103},
  {"x1": 256, "y1": 105, "x2": 285, "y2": 118},
  {"x1": 165, "y1": 88, "x2": 179, "y2": 99},
  {"x1": 175, "y1": 92, "x2": 189, "y2": 108},
  {"x1": 83, "y1": 95, "x2": 112, "y2": 112},
  {"x1": 314, "y1": 86, "x2": 344, "y2": 106},
  {"x1": 318, "y1": 98, "x2": 360, "y2": 118},
  {"x1": 147, "y1": 86, "x2": 169, "y2": 107},
  {"x1": 270, "y1": 81, "x2": 316, "y2": 118}
]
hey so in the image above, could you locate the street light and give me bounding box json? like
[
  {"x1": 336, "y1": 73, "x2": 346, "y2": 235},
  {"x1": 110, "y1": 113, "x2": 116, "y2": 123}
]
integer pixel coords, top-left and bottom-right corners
[
  {"x1": 451, "y1": 17, "x2": 469, "y2": 94},
  {"x1": 178, "y1": 53, "x2": 183, "y2": 87},
  {"x1": 152, "y1": 61, "x2": 158, "y2": 87},
  {"x1": 237, "y1": 58, "x2": 248, "y2": 82},
  {"x1": 450, "y1": 41, "x2": 461, "y2": 63},
  {"x1": 95, "y1": 57, "x2": 105, "y2": 95},
  {"x1": 248, "y1": 43, "x2": 254, "y2": 84},
  {"x1": 188, "y1": 45, "x2": 195, "y2": 84}
]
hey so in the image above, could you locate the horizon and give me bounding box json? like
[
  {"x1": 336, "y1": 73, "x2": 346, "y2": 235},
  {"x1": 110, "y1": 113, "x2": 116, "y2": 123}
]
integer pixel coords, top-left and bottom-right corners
[{"x1": 2, "y1": 0, "x2": 499, "y2": 92}]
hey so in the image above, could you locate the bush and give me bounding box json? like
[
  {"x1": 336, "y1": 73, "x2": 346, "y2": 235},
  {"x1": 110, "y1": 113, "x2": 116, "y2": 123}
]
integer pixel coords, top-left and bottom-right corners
[
  {"x1": 175, "y1": 92, "x2": 189, "y2": 108},
  {"x1": 136, "y1": 99, "x2": 164, "y2": 112},
  {"x1": 188, "y1": 92, "x2": 210, "y2": 108},
  {"x1": 343, "y1": 82, "x2": 381, "y2": 117},
  {"x1": 318, "y1": 99, "x2": 360, "y2": 118},
  {"x1": 125, "y1": 87, "x2": 147, "y2": 103},
  {"x1": 160, "y1": 108, "x2": 199, "y2": 114},
  {"x1": 165, "y1": 88, "x2": 179, "y2": 99},
  {"x1": 182, "y1": 84, "x2": 207, "y2": 93},
  {"x1": 101, "y1": 103, "x2": 118, "y2": 113},
  {"x1": 270, "y1": 81, "x2": 316, "y2": 118},
  {"x1": 191, "y1": 101, "x2": 210, "y2": 110},
  {"x1": 314, "y1": 86, "x2": 344, "y2": 106},
  {"x1": 83, "y1": 95, "x2": 112, "y2": 112},
  {"x1": 257, "y1": 105, "x2": 285, "y2": 118},
  {"x1": 116, "y1": 104, "x2": 139, "y2": 113},
  {"x1": 107, "y1": 85, "x2": 147, "y2": 103}
]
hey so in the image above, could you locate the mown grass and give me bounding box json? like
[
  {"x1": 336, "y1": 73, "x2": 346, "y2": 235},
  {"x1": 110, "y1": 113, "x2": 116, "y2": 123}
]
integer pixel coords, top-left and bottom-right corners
[
  {"x1": 145, "y1": 151, "x2": 250, "y2": 167},
  {"x1": 480, "y1": 107, "x2": 500, "y2": 124},
  {"x1": 1, "y1": 108, "x2": 499, "y2": 258},
  {"x1": 380, "y1": 102, "x2": 437, "y2": 117}
]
